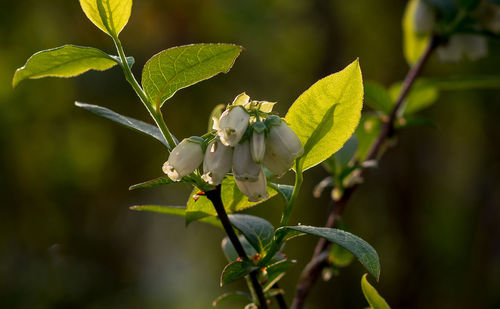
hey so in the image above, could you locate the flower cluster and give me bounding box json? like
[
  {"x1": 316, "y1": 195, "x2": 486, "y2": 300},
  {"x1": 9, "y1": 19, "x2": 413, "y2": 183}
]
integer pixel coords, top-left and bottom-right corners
[
  {"x1": 412, "y1": 0, "x2": 500, "y2": 62},
  {"x1": 162, "y1": 93, "x2": 304, "y2": 202}
]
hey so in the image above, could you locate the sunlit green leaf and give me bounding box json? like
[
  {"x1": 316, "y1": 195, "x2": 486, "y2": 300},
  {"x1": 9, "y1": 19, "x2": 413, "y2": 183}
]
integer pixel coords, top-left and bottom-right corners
[
  {"x1": 79, "y1": 0, "x2": 132, "y2": 37},
  {"x1": 285, "y1": 59, "x2": 363, "y2": 171},
  {"x1": 361, "y1": 274, "x2": 391, "y2": 309},
  {"x1": 364, "y1": 81, "x2": 393, "y2": 114},
  {"x1": 228, "y1": 214, "x2": 274, "y2": 254},
  {"x1": 185, "y1": 176, "x2": 277, "y2": 224},
  {"x1": 277, "y1": 225, "x2": 380, "y2": 279},
  {"x1": 142, "y1": 44, "x2": 242, "y2": 108},
  {"x1": 12, "y1": 45, "x2": 129, "y2": 88},
  {"x1": 220, "y1": 260, "x2": 258, "y2": 286},
  {"x1": 130, "y1": 205, "x2": 221, "y2": 227},
  {"x1": 403, "y1": 0, "x2": 430, "y2": 65},
  {"x1": 75, "y1": 102, "x2": 167, "y2": 146}
]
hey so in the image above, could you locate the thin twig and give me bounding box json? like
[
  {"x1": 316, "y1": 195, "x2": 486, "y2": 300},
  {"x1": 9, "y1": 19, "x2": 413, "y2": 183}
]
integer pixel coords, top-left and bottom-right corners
[
  {"x1": 205, "y1": 186, "x2": 270, "y2": 309},
  {"x1": 290, "y1": 36, "x2": 441, "y2": 309}
]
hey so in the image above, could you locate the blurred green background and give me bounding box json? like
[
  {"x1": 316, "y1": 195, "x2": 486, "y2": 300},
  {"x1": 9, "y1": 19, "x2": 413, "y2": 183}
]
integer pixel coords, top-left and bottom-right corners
[{"x1": 1, "y1": 0, "x2": 499, "y2": 308}]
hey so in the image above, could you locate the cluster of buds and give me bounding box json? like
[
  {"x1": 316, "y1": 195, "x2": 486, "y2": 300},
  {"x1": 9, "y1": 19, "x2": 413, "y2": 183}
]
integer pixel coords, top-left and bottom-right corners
[
  {"x1": 162, "y1": 93, "x2": 303, "y2": 202},
  {"x1": 412, "y1": 0, "x2": 498, "y2": 62}
]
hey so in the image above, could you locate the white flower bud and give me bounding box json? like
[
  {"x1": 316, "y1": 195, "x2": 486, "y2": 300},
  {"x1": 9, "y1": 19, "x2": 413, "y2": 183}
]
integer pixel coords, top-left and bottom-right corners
[
  {"x1": 162, "y1": 138, "x2": 204, "y2": 181},
  {"x1": 250, "y1": 122, "x2": 267, "y2": 163},
  {"x1": 413, "y1": 0, "x2": 435, "y2": 34},
  {"x1": 233, "y1": 140, "x2": 261, "y2": 181},
  {"x1": 218, "y1": 106, "x2": 250, "y2": 146},
  {"x1": 235, "y1": 167, "x2": 269, "y2": 202},
  {"x1": 437, "y1": 34, "x2": 488, "y2": 62},
  {"x1": 202, "y1": 139, "x2": 233, "y2": 185},
  {"x1": 267, "y1": 119, "x2": 303, "y2": 163}
]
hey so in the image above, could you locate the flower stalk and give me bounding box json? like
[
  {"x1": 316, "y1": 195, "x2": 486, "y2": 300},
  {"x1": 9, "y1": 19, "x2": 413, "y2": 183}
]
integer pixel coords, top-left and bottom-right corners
[
  {"x1": 112, "y1": 36, "x2": 177, "y2": 151},
  {"x1": 205, "y1": 186, "x2": 269, "y2": 309}
]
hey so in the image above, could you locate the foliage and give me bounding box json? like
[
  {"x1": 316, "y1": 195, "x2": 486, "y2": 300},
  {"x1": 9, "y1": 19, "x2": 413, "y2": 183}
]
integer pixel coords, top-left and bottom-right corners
[{"x1": 11, "y1": 0, "x2": 500, "y2": 308}]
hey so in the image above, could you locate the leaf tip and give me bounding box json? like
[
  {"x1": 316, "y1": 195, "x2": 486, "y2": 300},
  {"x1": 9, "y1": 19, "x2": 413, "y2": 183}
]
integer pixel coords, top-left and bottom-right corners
[{"x1": 12, "y1": 69, "x2": 23, "y2": 89}]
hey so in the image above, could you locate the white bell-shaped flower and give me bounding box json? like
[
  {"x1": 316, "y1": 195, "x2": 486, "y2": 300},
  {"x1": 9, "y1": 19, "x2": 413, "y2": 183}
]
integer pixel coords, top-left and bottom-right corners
[
  {"x1": 262, "y1": 147, "x2": 293, "y2": 177},
  {"x1": 218, "y1": 106, "x2": 250, "y2": 146},
  {"x1": 202, "y1": 139, "x2": 233, "y2": 185},
  {"x1": 162, "y1": 137, "x2": 204, "y2": 181},
  {"x1": 235, "y1": 167, "x2": 269, "y2": 202},
  {"x1": 262, "y1": 117, "x2": 303, "y2": 176},
  {"x1": 267, "y1": 118, "x2": 303, "y2": 162},
  {"x1": 233, "y1": 140, "x2": 261, "y2": 181},
  {"x1": 250, "y1": 122, "x2": 266, "y2": 163},
  {"x1": 413, "y1": 0, "x2": 435, "y2": 34}
]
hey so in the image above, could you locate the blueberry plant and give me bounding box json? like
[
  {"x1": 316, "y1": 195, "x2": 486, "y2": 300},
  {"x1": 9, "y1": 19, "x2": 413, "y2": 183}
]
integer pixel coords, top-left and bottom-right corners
[{"x1": 12, "y1": 0, "x2": 500, "y2": 308}]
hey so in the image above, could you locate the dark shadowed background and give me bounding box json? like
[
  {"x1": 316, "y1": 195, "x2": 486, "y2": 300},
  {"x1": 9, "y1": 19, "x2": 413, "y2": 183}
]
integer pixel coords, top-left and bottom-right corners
[{"x1": 1, "y1": 0, "x2": 499, "y2": 308}]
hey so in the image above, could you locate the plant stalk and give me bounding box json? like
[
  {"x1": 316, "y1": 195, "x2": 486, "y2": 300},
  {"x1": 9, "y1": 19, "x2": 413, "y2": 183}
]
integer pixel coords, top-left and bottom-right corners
[
  {"x1": 290, "y1": 35, "x2": 441, "y2": 309},
  {"x1": 279, "y1": 160, "x2": 303, "y2": 227},
  {"x1": 205, "y1": 186, "x2": 269, "y2": 309},
  {"x1": 112, "y1": 36, "x2": 177, "y2": 151}
]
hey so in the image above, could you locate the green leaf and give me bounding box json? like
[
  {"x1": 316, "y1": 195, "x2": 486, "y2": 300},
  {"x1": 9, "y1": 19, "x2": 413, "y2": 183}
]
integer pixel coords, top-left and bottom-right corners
[
  {"x1": 277, "y1": 225, "x2": 380, "y2": 279},
  {"x1": 361, "y1": 274, "x2": 391, "y2": 309},
  {"x1": 334, "y1": 136, "x2": 358, "y2": 169},
  {"x1": 79, "y1": 0, "x2": 132, "y2": 38},
  {"x1": 364, "y1": 81, "x2": 393, "y2": 114},
  {"x1": 262, "y1": 259, "x2": 295, "y2": 292},
  {"x1": 330, "y1": 243, "x2": 355, "y2": 268},
  {"x1": 142, "y1": 44, "x2": 242, "y2": 108},
  {"x1": 75, "y1": 102, "x2": 167, "y2": 146},
  {"x1": 222, "y1": 236, "x2": 258, "y2": 262},
  {"x1": 268, "y1": 183, "x2": 294, "y2": 203},
  {"x1": 130, "y1": 205, "x2": 221, "y2": 227},
  {"x1": 220, "y1": 260, "x2": 258, "y2": 286},
  {"x1": 185, "y1": 176, "x2": 277, "y2": 224},
  {"x1": 129, "y1": 175, "x2": 196, "y2": 190},
  {"x1": 212, "y1": 292, "x2": 252, "y2": 307},
  {"x1": 355, "y1": 114, "x2": 382, "y2": 161},
  {"x1": 389, "y1": 80, "x2": 439, "y2": 115},
  {"x1": 129, "y1": 176, "x2": 175, "y2": 190},
  {"x1": 12, "y1": 45, "x2": 130, "y2": 88},
  {"x1": 402, "y1": 0, "x2": 430, "y2": 65},
  {"x1": 228, "y1": 214, "x2": 275, "y2": 254},
  {"x1": 285, "y1": 59, "x2": 363, "y2": 171}
]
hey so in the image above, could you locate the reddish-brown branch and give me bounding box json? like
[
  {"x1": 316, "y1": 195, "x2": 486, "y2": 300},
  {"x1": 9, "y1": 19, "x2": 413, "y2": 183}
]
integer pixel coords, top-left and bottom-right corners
[{"x1": 290, "y1": 36, "x2": 441, "y2": 309}]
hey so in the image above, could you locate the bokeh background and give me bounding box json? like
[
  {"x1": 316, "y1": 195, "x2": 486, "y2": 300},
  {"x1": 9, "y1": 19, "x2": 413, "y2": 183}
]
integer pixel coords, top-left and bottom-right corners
[{"x1": 1, "y1": 0, "x2": 500, "y2": 308}]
